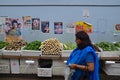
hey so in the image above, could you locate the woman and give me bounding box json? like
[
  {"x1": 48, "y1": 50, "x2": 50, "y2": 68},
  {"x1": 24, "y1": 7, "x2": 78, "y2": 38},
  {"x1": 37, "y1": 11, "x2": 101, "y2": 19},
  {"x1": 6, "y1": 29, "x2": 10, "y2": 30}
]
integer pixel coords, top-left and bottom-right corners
[
  {"x1": 66, "y1": 31, "x2": 99, "y2": 80},
  {"x1": 32, "y1": 18, "x2": 40, "y2": 30},
  {"x1": 5, "y1": 20, "x2": 21, "y2": 43},
  {"x1": 9, "y1": 20, "x2": 18, "y2": 36}
]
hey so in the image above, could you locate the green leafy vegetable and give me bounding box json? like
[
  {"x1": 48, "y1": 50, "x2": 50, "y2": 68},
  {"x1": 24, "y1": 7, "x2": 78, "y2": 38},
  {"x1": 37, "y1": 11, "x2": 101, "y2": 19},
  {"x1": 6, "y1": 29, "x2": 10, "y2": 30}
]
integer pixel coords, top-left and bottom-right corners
[
  {"x1": 63, "y1": 42, "x2": 76, "y2": 50},
  {"x1": 95, "y1": 42, "x2": 118, "y2": 51},
  {"x1": 114, "y1": 42, "x2": 120, "y2": 48},
  {"x1": 23, "y1": 41, "x2": 41, "y2": 50},
  {"x1": 0, "y1": 41, "x2": 9, "y2": 49}
]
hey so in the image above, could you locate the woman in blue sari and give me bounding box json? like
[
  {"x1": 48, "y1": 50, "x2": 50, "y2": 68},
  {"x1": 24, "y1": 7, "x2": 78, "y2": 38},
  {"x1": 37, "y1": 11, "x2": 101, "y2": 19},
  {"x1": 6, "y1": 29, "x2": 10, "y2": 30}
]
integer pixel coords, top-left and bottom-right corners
[{"x1": 66, "y1": 31, "x2": 99, "y2": 80}]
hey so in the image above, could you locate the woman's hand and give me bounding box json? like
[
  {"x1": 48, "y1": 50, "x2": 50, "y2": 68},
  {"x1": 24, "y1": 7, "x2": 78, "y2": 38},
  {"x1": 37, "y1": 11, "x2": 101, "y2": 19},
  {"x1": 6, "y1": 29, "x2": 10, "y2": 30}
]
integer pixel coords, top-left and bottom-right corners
[{"x1": 69, "y1": 64, "x2": 77, "y2": 69}]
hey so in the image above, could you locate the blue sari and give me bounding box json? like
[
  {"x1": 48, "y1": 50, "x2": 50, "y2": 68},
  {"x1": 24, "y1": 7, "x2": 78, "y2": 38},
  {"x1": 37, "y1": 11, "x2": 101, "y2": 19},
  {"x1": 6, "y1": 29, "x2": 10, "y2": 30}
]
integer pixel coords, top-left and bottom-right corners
[{"x1": 66, "y1": 46, "x2": 99, "y2": 80}]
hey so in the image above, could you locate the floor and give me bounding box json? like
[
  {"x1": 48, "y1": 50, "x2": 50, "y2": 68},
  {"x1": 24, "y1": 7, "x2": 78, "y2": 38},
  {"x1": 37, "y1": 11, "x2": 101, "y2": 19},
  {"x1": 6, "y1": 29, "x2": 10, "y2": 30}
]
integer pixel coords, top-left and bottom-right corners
[
  {"x1": 0, "y1": 69, "x2": 120, "y2": 80},
  {"x1": 0, "y1": 74, "x2": 64, "y2": 80}
]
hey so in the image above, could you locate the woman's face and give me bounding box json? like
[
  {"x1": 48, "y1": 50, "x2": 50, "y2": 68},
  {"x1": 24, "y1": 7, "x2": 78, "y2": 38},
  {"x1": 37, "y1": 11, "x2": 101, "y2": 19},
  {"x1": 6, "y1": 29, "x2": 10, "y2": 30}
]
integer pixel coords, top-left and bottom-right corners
[
  {"x1": 75, "y1": 38, "x2": 81, "y2": 45},
  {"x1": 33, "y1": 19, "x2": 39, "y2": 27},
  {"x1": 13, "y1": 22, "x2": 18, "y2": 28}
]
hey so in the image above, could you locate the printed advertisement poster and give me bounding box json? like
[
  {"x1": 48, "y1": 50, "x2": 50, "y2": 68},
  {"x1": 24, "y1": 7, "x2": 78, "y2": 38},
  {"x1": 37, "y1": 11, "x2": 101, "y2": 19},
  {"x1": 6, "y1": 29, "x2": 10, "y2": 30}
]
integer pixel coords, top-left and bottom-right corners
[
  {"x1": 32, "y1": 18, "x2": 40, "y2": 30},
  {"x1": 0, "y1": 17, "x2": 5, "y2": 34},
  {"x1": 75, "y1": 21, "x2": 92, "y2": 33},
  {"x1": 0, "y1": 16, "x2": 8, "y2": 34},
  {"x1": 54, "y1": 22, "x2": 63, "y2": 34},
  {"x1": 4, "y1": 18, "x2": 22, "y2": 43},
  {"x1": 114, "y1": 24, "x2": 120, "y2": 32},
  {"x1": 66, "y1": 22, "x2": 75, "y2": 33},
  {"x1": 41, "y1": 21, "x2": 49, "y2": 33},
  {"x1": 22, "y1": 16, "x2": 31, "y2": 27},
  {"x1": 0, "y1": 25, "x2": 2, "y2": 33}
]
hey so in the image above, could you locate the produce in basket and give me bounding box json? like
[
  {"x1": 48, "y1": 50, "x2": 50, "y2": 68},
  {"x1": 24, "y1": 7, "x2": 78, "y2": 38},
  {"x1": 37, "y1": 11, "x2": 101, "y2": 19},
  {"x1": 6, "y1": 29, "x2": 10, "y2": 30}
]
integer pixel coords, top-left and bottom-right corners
[
  {"x1": 5, "y1": 40, "x2": 27, "y2": 50},
  {"x1": 0, "y1": 41, "x2": 9, "y2": 49},
  {"x1": 40, "y1": 38, "x2": 62, "y2": 55},
  {"x1": 92, "y1": 44, "x2": 101, "y2": 52},
  {"x1": 23, "y1": 41, "x2": 41, "y2": 50},
  {"x1": 95, "y1": 42, "x2": 118, "y2": 51},
  {"x1": 113, "y1": 41, "x2": 120, "y2": 48},
  {"x1": 63, "y1": 42, "x2": 76, "y2": 50}
]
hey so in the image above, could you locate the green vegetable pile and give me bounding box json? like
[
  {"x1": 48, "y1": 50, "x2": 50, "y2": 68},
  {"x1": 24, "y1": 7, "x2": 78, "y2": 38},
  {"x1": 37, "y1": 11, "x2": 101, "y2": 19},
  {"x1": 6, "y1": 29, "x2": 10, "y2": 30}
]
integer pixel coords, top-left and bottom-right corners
[
  {"x1": 0, "y1": 41, "x2": 8, "y2": 49},
  {"x1": 63, "y1": 42, "x2": 76, "y2": 50},
  {"x1": 95, "y1": 42, "x2": 119, "y2": 51},
  {"x1": 23, "y1": 41, "x2": 41, "y2": 50},
  {"x1": 113, "y1": 42, "x2": 120, "y2": 48}
]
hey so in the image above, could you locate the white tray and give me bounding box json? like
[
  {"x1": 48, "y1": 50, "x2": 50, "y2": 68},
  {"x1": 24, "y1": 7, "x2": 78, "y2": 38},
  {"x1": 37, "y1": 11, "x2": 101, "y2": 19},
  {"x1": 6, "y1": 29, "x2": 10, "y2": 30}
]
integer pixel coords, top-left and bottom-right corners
[
  {"x1": 21, "y1": 50, "x2": 41, "y2": 56},
  {"x1": 102, "y1": 62, "x2": 120, "y2": 75},
  {"x1": 62, "y1": 50, "x2": 72, "y2": 57},
  {"x1": 0, "y1": 49, "x2": 2, "y2": 55},
  {"x1": 37, "y1": 68, "x2": 52, "y2": 77},
  {"x1": 3, "y1": 49, "x2": 21, "y2": 56},
  {"x1": 100, "y1": 51, "x2": 119, "y2": 58}
]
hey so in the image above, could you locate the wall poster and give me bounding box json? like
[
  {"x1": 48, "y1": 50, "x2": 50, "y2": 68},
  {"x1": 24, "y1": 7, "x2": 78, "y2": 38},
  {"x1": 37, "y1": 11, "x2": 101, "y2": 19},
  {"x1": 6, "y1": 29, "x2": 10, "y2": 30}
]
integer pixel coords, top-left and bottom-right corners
[
  {"x1": 41, "y1": 21, "x2": 49, "y2": 33},
  {"x1": 66, "y1": 22, "x2": 75, "y2": 33},
  {"x1": 0, "y1": 17, "x2": 6, "y2": 34},
  {"x1": 54, "y1": 22, "x2": 63, "y2": 34},
  {"x1": 4, "y1": 18, "x2": 22, "y2": 43},
  {"x1": 75, "y1": 21, "x2": 92, "y2": 33},
  {"x1": 32, "y1": 18, "x2": 40, "y2": 30},
  {"x1": 22, "y1": 16, "x2": 31, "y2": 27},
  {"x1": 114, "y1": 24, "x2": 120, "y2": 32}
]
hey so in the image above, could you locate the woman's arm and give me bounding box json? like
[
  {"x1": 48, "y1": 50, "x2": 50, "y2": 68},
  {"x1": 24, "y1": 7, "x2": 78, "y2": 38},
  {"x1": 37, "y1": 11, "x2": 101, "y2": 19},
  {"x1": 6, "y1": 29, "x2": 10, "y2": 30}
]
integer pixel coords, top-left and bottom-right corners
[
  {"x1": 69, "y1": 52, "x2": 95, "y2": 71},
  {"x1": 69, "y1": 62, "x2": 94, "y2": 71}
]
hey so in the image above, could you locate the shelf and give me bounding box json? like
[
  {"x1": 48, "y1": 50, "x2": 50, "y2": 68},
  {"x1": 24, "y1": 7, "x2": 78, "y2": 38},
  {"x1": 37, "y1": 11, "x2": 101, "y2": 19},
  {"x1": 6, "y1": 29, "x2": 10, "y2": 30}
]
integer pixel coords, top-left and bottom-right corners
[
  {"x1": 0, "y1": 50, "x2": 120, "y2": 61},
  {"x1": 0, "y1": 55, "x2": 67, "y2": 60}
]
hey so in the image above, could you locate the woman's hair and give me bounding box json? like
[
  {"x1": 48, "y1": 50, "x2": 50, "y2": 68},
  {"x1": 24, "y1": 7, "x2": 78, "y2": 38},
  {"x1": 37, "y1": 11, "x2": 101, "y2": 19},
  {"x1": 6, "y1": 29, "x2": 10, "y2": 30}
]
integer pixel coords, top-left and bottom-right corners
[
  {"x1": 75, "y1": 31, "x2": 93, "y2": 49},
  {"x1": 11, "y1": 20, "x2": 18, "y2": 29},
  {"x1": 12, "y1": 20, "x2": 18, "y2": 26}
]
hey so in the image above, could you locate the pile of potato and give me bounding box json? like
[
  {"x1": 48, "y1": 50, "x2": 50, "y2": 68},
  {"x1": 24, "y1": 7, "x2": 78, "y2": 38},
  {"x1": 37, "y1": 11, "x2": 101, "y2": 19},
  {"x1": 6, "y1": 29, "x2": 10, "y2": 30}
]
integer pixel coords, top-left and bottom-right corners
[{"x1": 40, "y1": 38, "x2": 62, "y2": 55}]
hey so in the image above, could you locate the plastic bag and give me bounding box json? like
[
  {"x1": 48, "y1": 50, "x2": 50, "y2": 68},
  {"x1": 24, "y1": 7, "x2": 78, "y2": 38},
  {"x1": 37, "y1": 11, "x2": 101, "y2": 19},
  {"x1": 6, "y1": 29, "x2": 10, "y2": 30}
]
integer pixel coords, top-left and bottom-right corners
[
  {"x1": 64, "y1": 65, "x2": 75, "y2": 80},
  {"x1": 64, "y1": 65, "x2": 70, "y2": 80}
]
